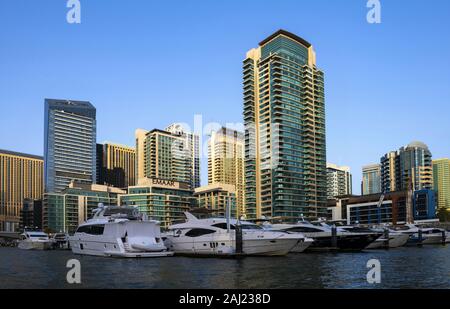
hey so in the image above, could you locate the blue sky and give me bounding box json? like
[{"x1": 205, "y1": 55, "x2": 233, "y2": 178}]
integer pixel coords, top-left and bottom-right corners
[{"x1": 1, "y1": 0, "x2": 449, "y2": 192}]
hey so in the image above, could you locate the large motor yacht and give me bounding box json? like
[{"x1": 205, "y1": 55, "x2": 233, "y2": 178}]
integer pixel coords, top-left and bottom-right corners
[
  {"x1": 265, "y1": 220, "x2": 380, "y2": 252},
  {"x1": 164, "y1": 212, "x2": 304, "y2": 256},
  {"x1": 332, "y1": 225, "x2": 409, "y2": 249},
  {"x1": 391, "y1": 224, "x2": 450, "y2": 245},
  {"x1": 18, "y1": 229, "x2": 53, "y2": 250},
  {"x1": 69, "y1": 205, "x2": 174, "y2": 258}
]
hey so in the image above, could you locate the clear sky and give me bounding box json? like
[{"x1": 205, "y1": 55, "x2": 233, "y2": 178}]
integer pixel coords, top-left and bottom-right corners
[{"x1": 1, "y1": 0, "x2": 449, "y2": 193}]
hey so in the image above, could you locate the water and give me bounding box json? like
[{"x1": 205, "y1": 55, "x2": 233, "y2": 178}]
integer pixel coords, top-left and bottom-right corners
[{"x1": 1, "y1": 246, "x2": 449, "y2": 289}]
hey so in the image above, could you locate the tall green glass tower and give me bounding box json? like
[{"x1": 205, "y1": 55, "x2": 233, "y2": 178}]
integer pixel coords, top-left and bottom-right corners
[{"x1": 243, "y1": 30, "x2": 327, "y2": 221}]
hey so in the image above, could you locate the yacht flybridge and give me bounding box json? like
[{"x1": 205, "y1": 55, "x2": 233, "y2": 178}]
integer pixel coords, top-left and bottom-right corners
[
  {"x1": 69, "y1": 205, "x2": 174, "y2": 258},
  {"x1": 164, "y1": 212, "x2": 305, "y2": 256}
]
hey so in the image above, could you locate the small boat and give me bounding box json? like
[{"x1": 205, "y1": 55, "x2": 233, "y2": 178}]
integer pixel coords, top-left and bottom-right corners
[
  {"x1": 164, "y1": 212, "x2": 303, "y2": 256},
  {"x1": 51, "y1": 233, "x2": 70, "y2": 249},
  {"x1": 69, "y1": 205, "x2": 174, "y2": 258},
  {"x1": 18, "y1": 229, "x2": 53, "y2": 250}
]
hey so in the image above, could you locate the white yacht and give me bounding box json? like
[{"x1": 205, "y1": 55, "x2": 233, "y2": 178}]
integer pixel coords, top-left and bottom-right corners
[
  {"x1": 260, "y1": 223, "x2": 314, "y2": 253},
  {"x1": 69, "y1": 205, "x2": 174, "y2": 258},
  {"x1": 18, "y1": 230, "x2": 53, "y2": 250},
  {"x1": 264, "y1": 220, "x2": 380, "y2": 252},
  {"x1": 337, "y1": 226, "x2": 409, "y2": 249},
  {"x1": 164, "y1": 212, "x2": 303, "y2": 256},
  {"x1": 391, "y1": 224, "x2": 450, "y2": 245}
]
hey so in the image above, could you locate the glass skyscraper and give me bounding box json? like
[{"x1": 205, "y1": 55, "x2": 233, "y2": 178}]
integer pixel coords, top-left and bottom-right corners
[
  {"x1": 362, "y1": 163, "x2": 381, "y2": 195},
  {"x1": 44, "y1": 99, "x2": 97, "y2": 193},
  {"x1": 243, "y1": 30, "x2": 327, "y2": 221}
]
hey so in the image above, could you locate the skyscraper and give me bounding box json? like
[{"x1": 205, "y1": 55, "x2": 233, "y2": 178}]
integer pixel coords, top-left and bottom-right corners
[
  {"x1": 135, "y1": 129, "x2": 192, "y2": 187},
  {"x1": 380, "y1": 141, "x2": 433, "y2": 193},
  {"x1": 326, "y1": 163, "x2": 352, "y2": 199},
  {"x1": 243, "y1": 30, "x2": 327, "y2": 221},
  {"x1": 208, "y1": 127, "x2": 245, "y2": 216},
  {"x1": 96, "y1": 142, "x2": 136, "y2": 188},
  {"x1": 433, "y1": 158, "x2": 450, "y2": 212},
  {"x1": 44, "y1": 99, "x2": 97, "y2": 193},
  {"x1": 0, "y1": 149, "x2": 44, "y2": 232},
  {"x1": 166, "y1": 124, "x2": 200, "y2": 189},
  {"x1": 362, "y1": 164, "x2": 381, "y2": 195}
]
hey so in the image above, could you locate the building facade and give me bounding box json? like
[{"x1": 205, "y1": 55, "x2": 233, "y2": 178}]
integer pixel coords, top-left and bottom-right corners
[
  {"x1": 244, "y1": 30, "x2": 327, "y2": 221},
  {"x1": 44, "y1": 99, "x2": 97, "y2": 193},
  {"x1": 166, "y1": 124, "x2": 200, "y2": 189},
  {"x1": 328, "y1": 190, "x2": 436, "y2": 225},
  {"x1": 96, "y1": 142, "x2": 136, "y2": 188},
  {"x1": 208, "y1": 127, "x2": 245, "y2": 217},
  {"x1": 135, "y1": 129, "x2": 196, "y2": 189},
  {"x1": 119, "y1": 178, "x2": 196, "y2": 228},
  {"x1": 326, "y1": 163, "x2": 352, "y2": 199},
  {"x1": 20, "y1": 199, "x2": 43, "y2": 231},
  {"x1": 0, "y1": 150, "x2": 44, "y2": 232},
  {"x1": 381, "y1": 141, "x2": 433, "y2": 193},
  {"x1": 194, "y1": 183, "x2": 237, "y2": 218},
  {"x1": 362, "y1": 164, "x2": 381, "y2": 195},
  {"x1": 43, "y1": 181, "x2": 124, "y2": 233},
  {"x1": 433, "y1": 158, "x2": 450, "y2": 213}
]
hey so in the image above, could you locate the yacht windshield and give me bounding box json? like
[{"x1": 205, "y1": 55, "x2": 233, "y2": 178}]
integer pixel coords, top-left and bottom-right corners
[
  {"x1": 103, "y1": 207, "x2": 139, "y2": 219},
  {"x1": 241, "y1": 224, "x2": 262, "y2": 230},
  {"x1": 29, "y1": 234, "x2": 47, "y2": 238}
]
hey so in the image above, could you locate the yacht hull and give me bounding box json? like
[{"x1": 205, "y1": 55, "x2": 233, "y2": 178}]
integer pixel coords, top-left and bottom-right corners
[
  {"x1": 305, "y1": 234, "x2": 379, "y2": 252},
  {"x1": 365, "y1": 234, "x2": 409, "y2": 249},
  {"x1": 166, "y1": 235, "x2": 300, "y2": 256},
  {"x1": 18, "y1": 240, "x2": 52, "y2": 250},
  {"x1": 290, "y1": 239, "x2": 314, "y2": 253}
]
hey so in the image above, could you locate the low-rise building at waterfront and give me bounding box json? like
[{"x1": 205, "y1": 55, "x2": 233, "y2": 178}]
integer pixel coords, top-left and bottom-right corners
[
  {"x1": 328, "y1": 190, "x2": 436, "y2": 225},
  {"x1": 43, "y1": 181, "x2": 125, "y2": 233},
  {"x1": 119, "y1": 178, "x2": 196, "y2": 228},
  {"x1": 20, "y1": 199, "x2": 43, "y2": 231}
]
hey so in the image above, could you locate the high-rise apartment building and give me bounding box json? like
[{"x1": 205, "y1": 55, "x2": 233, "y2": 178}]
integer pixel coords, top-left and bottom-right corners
[
  {"x1": 166, "y1": 124, "x2": 200, "y2": 189},
  {"x1": 326, "y1": 163, "x2": 352, "y2": 199},
  {"x1": 381, "y1": 141, "x2": 433, "y2": 193},
  {"x1": 96, "y1": 142, "x2": 136, "y2": 188},
  {"x1": 433, "y1": 158, "x2": 450, "y2": 212},
  {"x1": 135, "y1": 129, "x2": 194, "y2": 188},
  {"x1": 362, "y1": 164, "x2": 381, "y2": 195},
  {"x1": 0, "y1": 150, "x2": 44, "y2": 232},
  {"x1": 44, "y1": 99, "x2": 97, "y2": 193},
  {"x1": 208, "y1": 127, "x2": 245, "y2": 216},
  {"x1": 243, "y1": 30, "x2": 327, "y2": 221}
]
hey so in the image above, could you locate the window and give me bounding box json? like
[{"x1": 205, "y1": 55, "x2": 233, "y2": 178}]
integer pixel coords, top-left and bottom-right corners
[
  {"x1": 212, "y1": 223, "x2": 235, "y2": 230},
  {"x1": 285, "y1": 227, "x2": 322, "y2": 233},
  {"x1": 185, "y1": 229, "x2": 216, "y2": 237},
  {"x1": 76, "y1": 225, "x2": 105, "y2": 235},
  {"x1": 240, "y1": 224, "x2": 263, "y2": 230}
]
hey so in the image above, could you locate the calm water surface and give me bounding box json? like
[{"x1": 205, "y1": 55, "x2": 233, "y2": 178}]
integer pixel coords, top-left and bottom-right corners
[{"x1": 1, "y1": 246, "x2": 449, "y2": 289}]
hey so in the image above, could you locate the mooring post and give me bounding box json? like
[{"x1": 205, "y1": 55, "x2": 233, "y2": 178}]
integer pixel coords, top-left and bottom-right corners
[
  {"x1": 235, "y1": 222, "x2": 243, "y2": 255},
  {"x1": 418, "y1": 228, "x2": 423, "y2": 247},
  {"x1": 442, "y1": 230, "x2": 446, "y2": 245},
  {"x1": 331, "y1": 225, "x2": 337, "y2": 249},
  {"x1": 383, "y1": 228, "x2": 390, "y2": 249}
]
